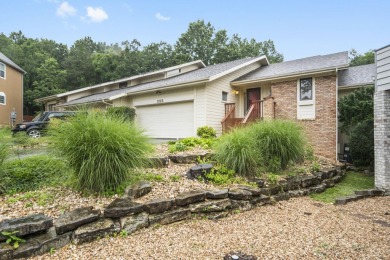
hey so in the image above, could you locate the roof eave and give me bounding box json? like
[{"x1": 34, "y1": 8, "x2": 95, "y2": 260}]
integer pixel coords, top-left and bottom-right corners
[
  {"x1": 231, "y1": 65, "x2": 349, "y2": 86},
  {"x1": 338, "y1": 83, "x2": 374, "y2": 89}
]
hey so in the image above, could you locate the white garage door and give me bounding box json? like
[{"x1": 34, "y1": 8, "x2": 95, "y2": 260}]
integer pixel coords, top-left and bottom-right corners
[{"x1": 136, "y1": 101, "x2": 194, "y2": 138}]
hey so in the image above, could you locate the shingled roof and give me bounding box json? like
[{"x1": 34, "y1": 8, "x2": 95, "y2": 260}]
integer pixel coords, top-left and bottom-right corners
[
  {"x1": 338, "y1": 63, "x2": 375, "y2": 87},
  {"x1": 0, "y1": 51, "x2": 26, "y2": 73},
  {"x1": 57, "y1": 56, "x2": 267, "y2": 107},
  {"x1": 233, "y1": 51, "x2": 349, "y2": 83}
]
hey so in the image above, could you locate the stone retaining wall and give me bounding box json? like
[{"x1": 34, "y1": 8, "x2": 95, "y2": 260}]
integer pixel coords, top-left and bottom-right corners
[{"x1": 0, "y1": 167, "x2": 346, "y2": 259}]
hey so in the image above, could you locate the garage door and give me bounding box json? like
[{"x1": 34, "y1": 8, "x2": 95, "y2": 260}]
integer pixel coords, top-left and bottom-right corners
[{"x1": 136, "y1": 101, "x2": 194, "y2": 138}]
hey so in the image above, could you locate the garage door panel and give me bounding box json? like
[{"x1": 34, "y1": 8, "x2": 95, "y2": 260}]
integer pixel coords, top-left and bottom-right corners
[{"x1": 136, "y1": 102, "x2": 194, "y2": 138}]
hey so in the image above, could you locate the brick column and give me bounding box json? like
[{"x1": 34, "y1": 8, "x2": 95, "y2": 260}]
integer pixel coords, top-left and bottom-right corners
[
  {"x1": 374, "y1": 90, "x2": 390, "y2": 191},
  {"x1": 262, "y1": 96, "x2": 275, "y2": 120}
]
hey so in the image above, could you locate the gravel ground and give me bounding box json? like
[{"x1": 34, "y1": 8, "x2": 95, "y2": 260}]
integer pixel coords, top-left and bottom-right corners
[{"x1": 29, "y1": 196, "x2": 389, "y2": 260}]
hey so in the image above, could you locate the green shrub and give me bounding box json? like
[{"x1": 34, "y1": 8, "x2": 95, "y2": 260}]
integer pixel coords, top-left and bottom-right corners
[
  {"x1": 349, "y1": 119, "x2": 374, "y2": 166},
  {"x1": 213, "y1": 127, "x2": 258, "y2": 177},
  {"x1": 168, "y1": 137, "x2": 215, "y2": 153},
  {"x1": 0, "y1": 139, "x2": 8, "y2": 166},
  {"x1": 106, "y1": 106, "x2": 136, "y2": 122},
  {"x1": 251, "y1": 120, "x2": 305, "y2": 170},
  {"x1": 0, "y1": 155, "x2": 70, "y2": 194},
  {"x1": 48, "y1": 110, "x2": 152, "y2": 193},
  {"x1": 197, "y1": 126, "x2": 216, "y2": 139}
]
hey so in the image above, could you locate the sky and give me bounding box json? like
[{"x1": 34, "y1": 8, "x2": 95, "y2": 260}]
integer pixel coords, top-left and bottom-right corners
[{"x1": 1, "y1": 0, "x2": 390, "y2": 61}]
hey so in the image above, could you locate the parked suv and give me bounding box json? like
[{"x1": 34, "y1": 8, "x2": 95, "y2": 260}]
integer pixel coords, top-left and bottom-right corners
[{"x1": 12, "y1": 111, "x2": 76, "y2": 138}]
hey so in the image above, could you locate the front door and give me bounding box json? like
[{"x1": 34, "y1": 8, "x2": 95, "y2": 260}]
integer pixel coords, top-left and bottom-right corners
[{"x1": 246, "y1": 88, "x2": 261, "y2": 112}]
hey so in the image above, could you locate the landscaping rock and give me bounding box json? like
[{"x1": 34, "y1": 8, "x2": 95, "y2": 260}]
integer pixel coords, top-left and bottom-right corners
[
  {"x1": 11, "y1": 238, "x2": 41, "y2": 259},
  {"x1": 169, "y1": 154, "x2": 200, "y2": 164},
  {"x1": 190, "y1": 198, "x2": 231, "y2": 213},
  {"x1": 250, "y1": 195, "x2": 271, "y2": 206},
  {"x1": 72, "y1": 218, "x2": 120, "y2": 244},
  {"x1": 120, "y1": 212, "x2": 149, "y2": 235},
  {"x1": 54, "y1": 206, "x2": 100, "y2": 235},
  {"x1": 323, "y1": 179, "x2": 335, "y2": 188},
  {"x1": 149, "y1": 157, "x2": 170, "y2": 168},
  {"x1": 187, "y1": 163, "x2": 213, "y2": 181},
  {"x1": 259, "y1": 185, "x2": 281, "y2": 196},
  {"x1": 0, "y1": 245, "x2": 13, "y2": 260},
  {"x1": 308, "y1": 184, "x2": 326, "y2": 194},
  {"x1": 104, "y1": 198, "x2": 144, "y2": 218},
  {"x1": 124, "y1": 181, "x2": 152, "y2": 199},
  {"x1": 149, "y1": 208, "x2": 191, "y2": 225},
  {"x1": 205, "y1": 211, "x2": 230, "y2": 220},
  {"x1": 366, "y1": 189, "x2": 384, "y2": 196},
  {"x1": 332, "y1": 175, "x2": 343, "y2": 184},
  {"x1": 230, "y1": 200, "x2": 252, "y2": 211},
  {"x1": 288, "y1": 190, "x2": 308, "y2": 197},
  {"x1": 335, "y1": 195, "x2": 364, "y2": 205},
  {"x1": 228, "y1": 188, "x2": 252, "y2": 200},
  {"x1": 175, "y1": 190, "x2": 206, "y2": 206},
  {"x1": 272, "y1": 193, "x2": 290, "y2": 201},
  {"x1": 314, "y1": 171, "x2": 328, "y2": 180},
  {"x1": 205, "y1": 188, "x2": 229, "y2": 199},
  {"x1": 29, "y1": 227, "x2": 71, "y2": 257},
  {"x1": 236, "y1": 185, "x2": 261, "y2": 196},
  {"x1": 144, "y1": 198, "x2": 174, "y2": 214},
  {"x1": 299, "y1": 175, "x2": 321, "y2": 188},
  {"x1": 224, "y1": 251, "x2": 258, "y2": 260},
  {"x1": 281, "y1": 178, "x2": 300, "y2": 191},
  {"x1": 0, "y1": 214, "x2": 53, "y2": 242}
]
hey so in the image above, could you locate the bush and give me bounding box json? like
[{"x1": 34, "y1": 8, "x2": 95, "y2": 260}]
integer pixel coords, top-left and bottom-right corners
[
  {"x1": 349, "y1": 119, "x2": 374, "y2": 166},
  {"x1": 107, "y1": 106, "x2": 136, "y2": 122},
  {"x1": 168, "y1": 137, "x2": 215, "y2": 153},
  {"x1": 0, "y1": 156, "x2": 70, "y2": 194},
  {"x1": 251, "y1": 120, "x2": 305, "y2": 170},
  {"x1": 213, "y1": 127, "x2": 258, "y2": 177},
  {"x1": 48, "y1": 110, "x2": 152, "y2": 193},
  {"x1": 197, "y1": 126, "x2": 216, "y2": 139}
]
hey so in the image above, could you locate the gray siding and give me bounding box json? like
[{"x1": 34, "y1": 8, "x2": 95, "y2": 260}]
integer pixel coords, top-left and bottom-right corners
[{"x1": 376, "y1": 45, "x2": 390, "y2": 91}]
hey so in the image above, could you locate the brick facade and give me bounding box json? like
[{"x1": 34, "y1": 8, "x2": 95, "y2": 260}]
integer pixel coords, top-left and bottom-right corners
[
  {"x1": 374, "y1": 90, "x2": 390, "y2": 190},
  {"x1": 271, "y1": 76, "x2": 337, "y2": 161},
  {"x1": 262, "y1": 96, "x2": 275, "y2": 120}
]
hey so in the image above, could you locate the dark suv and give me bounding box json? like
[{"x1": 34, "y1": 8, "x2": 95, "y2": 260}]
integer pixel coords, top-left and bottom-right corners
[{"x1": 12, "y1": 111, "x2": 76, "y2": 138}]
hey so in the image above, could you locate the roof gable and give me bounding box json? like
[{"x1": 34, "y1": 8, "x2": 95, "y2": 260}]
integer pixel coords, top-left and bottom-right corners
[
  {"x1": 0, "y1": 51, "x2": 26, "y2": 73},
  {"x1": 233, "y1": 51, "x2": 349, "y2": 84}
]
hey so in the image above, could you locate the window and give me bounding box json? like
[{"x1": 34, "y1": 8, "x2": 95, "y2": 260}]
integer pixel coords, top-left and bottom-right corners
[
  {"x1": 222, "y1": 91, "x2": 228, "y2": 102},
  {"x1": 0, "y1": 92, "x2": 6, "y2": 105},
  {"x1": 0, "y1": 62, "x2": 5, "y2": 79},
  {"x1": 300, "y1": 78, "x2": 312, "y2": 100}
]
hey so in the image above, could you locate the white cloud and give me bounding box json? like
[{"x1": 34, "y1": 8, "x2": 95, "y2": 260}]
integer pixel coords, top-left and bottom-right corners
[
  {"x1": 56, "y1": 2, "x2": 77, "y2": 17},
  {"x1": 86, "y1": 6, "x2": 108, "y2": 23},
  {"x1": 156, "y1": 12, "x2": 170, "y2": 21}
]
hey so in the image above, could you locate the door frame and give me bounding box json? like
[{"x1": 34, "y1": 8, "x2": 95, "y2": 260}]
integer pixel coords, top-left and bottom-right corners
[{"x1": 245, "y1": 87, "x2": 261, "y2": 113}]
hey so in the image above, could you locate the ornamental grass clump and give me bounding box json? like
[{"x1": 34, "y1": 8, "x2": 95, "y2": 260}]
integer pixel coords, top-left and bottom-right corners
[
  {"x1": 213, "y1": 127, "x2": 258, "y2": 177},
  {"x1": 48, "y1": 110, "x2": 152, "y2": 193},
  {"x1": 251, "y1": 120, "x2": 305, "y2": 170}
]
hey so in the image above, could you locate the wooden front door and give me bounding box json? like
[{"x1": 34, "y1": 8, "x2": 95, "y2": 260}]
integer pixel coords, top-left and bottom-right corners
[{"x1": 246, "y1": 88, "x2": 261, "y2": 112}]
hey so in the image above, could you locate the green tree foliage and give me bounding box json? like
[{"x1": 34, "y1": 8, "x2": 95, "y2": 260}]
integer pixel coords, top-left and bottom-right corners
[
  {"x1": 338, "y1": 86, "x2": 374, "y2": 166},
  {"x1": 349, "y1": 49, "x2": 375, "y2": 67},
  {"x1": 1, "y1": 20, "x2": 283, "y2": 115}
]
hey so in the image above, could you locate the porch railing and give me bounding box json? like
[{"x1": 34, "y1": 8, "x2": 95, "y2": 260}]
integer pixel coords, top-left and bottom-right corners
[{"x1": 242, "y1": 100, "x2": 263, "y2": 124}]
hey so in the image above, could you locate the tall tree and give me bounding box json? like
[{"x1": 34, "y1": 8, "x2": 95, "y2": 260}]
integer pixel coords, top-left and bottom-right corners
[
  {"x1": 349, "y1": 49, "x2": 375, "y2": 66},
  {"x1": 140, "y1": 42, "x2": 175, "y2": 72}
]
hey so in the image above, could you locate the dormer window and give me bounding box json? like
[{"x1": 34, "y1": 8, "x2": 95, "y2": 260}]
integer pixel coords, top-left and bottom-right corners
[{"x1": 0, "y1": 62, "x2": 5, "y2": 79}]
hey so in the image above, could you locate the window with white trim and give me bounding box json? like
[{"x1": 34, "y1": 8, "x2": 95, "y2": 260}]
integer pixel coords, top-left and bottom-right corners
[
  {"x1": 222, "y1": 91, "x2": 228, "y2": 102},
  {"x1": 0, "y1": 62, "x2": 5, "y2": 79},
  {"x1": 0, "y1": 92, "x2": 6, "y2": 105},
  {"x1": 297, "y1": 77, "x2": 315, "y2": 120}
]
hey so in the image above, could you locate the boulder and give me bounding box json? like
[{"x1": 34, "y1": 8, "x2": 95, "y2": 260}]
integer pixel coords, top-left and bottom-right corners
[
  {"x1": 149, "y1": 208, "x2": 191, "y2": 225},
  {"x1": 0, "y1": 214, "x2": 53, "y2": 242},
  {"x1": 313, "y1": 171, "x2": 328, "y2": 180},
  {"x1": 236, "y1": 185, "x2": 261, "y2": 196},
  {"x1": 250, "y1": 195, "x2": 270, "y2": 206},
  {"x1": 120, "y1": 212, "x2": 149, "y2": 235},
  {"x1": 149, "y1": 157, "x2": 170, "y2": 168},
  {"x1": 230, "y1": 200, "x2": 252, "y2": 211},
  {"x1": 144, "y1": 198, "x2": 174, "y2": 214},
  {"x1": 0, "y1": 245, "x2": 13, "y2": 260},
  {"x1": 308, "y1": 184, "x2": 326, "y2": 194},
  {"x1": 228, "y1": 188, "x2": 252, "y2": 201},
  {"x1": 188, "y1": 164, "x2": 213, "y2": 181},
  {"x1": 205, "y1": 189, "x2": 229, "y2": 199},
  {"x1": 169, "y1": 153, "x2": 210, "y2": 164},
  {"x1": 190, "y1": 198, "x2": 231, "y2": 213},
  {"x1": 124, "y1": 181, "x2": 152, "y2": 199},
  {"x1": 272, "y1": 193, "x2": 290, "y2": 201},
  {"x1": 104, "y1": 198, "x2": 144, "y2": 218},
  {"x1": 175, "y1": 190, "x2": 206, "y2": 206},
  {"x1": 72, "y1": 218, "x2": 120, "y2": 244},
  {"x1": 54, "y1": 206, "x2": 100, "y2": 235},
  {"x1": 259, "y1": 185, "x2": 281, "y2": 196},
  {"x1": 299, "y1": 175, "x2": 321, "y2": 188}
]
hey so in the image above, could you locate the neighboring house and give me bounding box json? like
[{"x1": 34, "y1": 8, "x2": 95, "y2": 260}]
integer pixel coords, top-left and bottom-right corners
[
  {"x1": 374, "y1": 44, "x2": 390, "y2": 191},
  {"x1": 36, "y1": 51, "x2": 375, "y2": 162},
  {"x1": 0, "y1": 51, "x2": 25, "y2": 126}
]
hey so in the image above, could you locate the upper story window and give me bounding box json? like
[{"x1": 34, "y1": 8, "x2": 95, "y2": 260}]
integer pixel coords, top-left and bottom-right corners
[
  {"x1": 0, "y1": 62, "x2": 5, "y2": 79},
  {"x1": 222, "y1": 91, "x2": 228, "y2": 102},
  {"x1": 300, "y1": 78, "x2": 313, "y2": 100},
  {"x1": 0, "y1": 92, "x2": 6, "y2": 105}
]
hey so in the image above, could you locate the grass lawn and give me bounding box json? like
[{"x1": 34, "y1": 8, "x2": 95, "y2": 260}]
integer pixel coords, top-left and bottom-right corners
[{"x1": 310, "y1": 171, "x2": 374, "y2": 203}]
